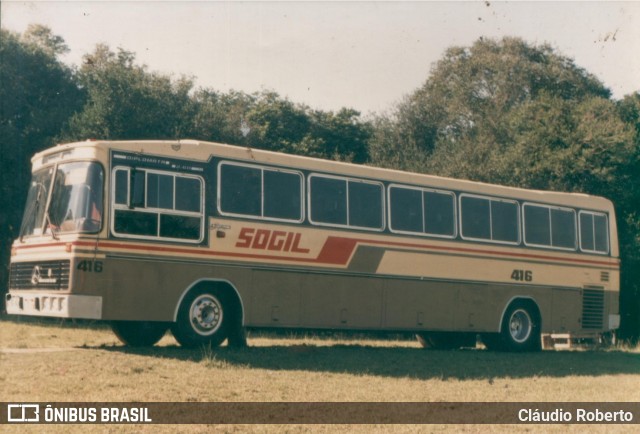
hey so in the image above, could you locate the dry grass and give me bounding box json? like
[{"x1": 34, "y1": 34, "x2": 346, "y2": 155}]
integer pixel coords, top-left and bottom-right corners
[{"x1": 1, "y1": 316, "x2": 639, "y2": 433}]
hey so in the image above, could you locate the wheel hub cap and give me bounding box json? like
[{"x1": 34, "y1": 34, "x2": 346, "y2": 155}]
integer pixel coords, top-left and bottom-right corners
[
  {"x1": 190, "y1": 295, "x2": 223, "y2": 336},
  {"x1": 509, "y1": 309, "x2": 532, "y2": 343}
]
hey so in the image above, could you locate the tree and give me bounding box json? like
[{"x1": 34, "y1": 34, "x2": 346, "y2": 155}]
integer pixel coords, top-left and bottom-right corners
[
  {"x1": 614, "y1": 93, "x2": 640, "y2": 340},
  {"x1": 64, "y1": 50, "x2": 373, "y2": 163},
  {"x1": 305, "y1": 108, "x2": 371, "y2": 163},
  {"x1": 243, "y1": 91, "x2": 311, "y2": 153},
  {"x1": 0, "y1": 27, "x2": 83, "y2": 303},
  {"x1": 21, "y1": 24, "x2": 69, "y2": 57},
  {"x1": 371, "y1": 37, "x2": 612, "y2": 172},
  {"x1": 61, "y1": 44, "x2": 195, "y2": 141},
  {"x1": 190, "y1": 89, "x2": 371, "y2": 162},
  {"x1": 370, "y1": 37, "x2": 639, "y2": 339},
  {"x1": 189, "y1": 89, "x2": 256, "y2": 145}
]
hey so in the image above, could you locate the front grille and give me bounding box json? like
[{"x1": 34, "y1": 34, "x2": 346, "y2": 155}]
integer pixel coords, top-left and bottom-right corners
[
  {"x1": 582, "y1": 288, "x2": 605, "y2": 330},
  {"x1": 9, "y1": 260, "x2": 71, "y2": 291}
]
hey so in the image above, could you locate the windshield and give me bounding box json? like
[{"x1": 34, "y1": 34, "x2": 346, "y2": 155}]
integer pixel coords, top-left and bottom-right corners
[
  {"x1": 19, "y1": 167, "x2": 54, "y2": 238},
  {"x1": 19, "y1": 162, "x2": 104, "y2": 238}
]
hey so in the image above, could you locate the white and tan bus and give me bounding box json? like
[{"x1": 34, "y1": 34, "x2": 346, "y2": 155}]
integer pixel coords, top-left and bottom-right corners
[{"x1": 6, "y1": 139, "x2": 620, "y2": 350}]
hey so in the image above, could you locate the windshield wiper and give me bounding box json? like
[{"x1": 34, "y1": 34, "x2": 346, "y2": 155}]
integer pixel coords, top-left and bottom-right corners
[
  {"x1": 19, "y1": 184, "x2": 45, "y2": 243},
  {"x1": 44, "y1": 210, "x2": 59, "y2": 241},
  {"x1": 18, "y1": 206, "x2": 34, "y2": 243}
]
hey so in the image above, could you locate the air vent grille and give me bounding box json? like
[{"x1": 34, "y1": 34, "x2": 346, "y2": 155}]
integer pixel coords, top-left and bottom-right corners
[{"x1": 582, "y1": 288, "x2": 605, "y2": 330}]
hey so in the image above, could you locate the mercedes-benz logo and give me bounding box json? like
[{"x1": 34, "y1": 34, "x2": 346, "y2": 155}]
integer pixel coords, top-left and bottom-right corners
[
  {"x1": 31, "y1": 266, "x2": 42, "y2": 285},
  {"x1": 31, "y1": 266, "x2": 57, "y2": 285}
]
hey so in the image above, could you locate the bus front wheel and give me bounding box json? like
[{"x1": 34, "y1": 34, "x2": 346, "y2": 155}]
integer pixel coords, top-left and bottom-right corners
[
  {"x1": 111, "y1": 321, "x2": 168, "y2": 347},
  {"x1": 171, "y1": 289, "x2": 229, "y2": 348}
]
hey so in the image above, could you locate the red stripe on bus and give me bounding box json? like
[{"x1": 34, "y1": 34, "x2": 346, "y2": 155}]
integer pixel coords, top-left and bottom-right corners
[
  {"x1": 14, "y1": 237, "x2": 618, "y2": 268},
  {"x1": 350, "y1": 238, "x2": 617, "y2": 267},
  {"x1": 14, "y1": 239, "x2": 358, "y2": 266},
  {"x1": 316, "y1": 237, "x2": 358, "y2": 265}
]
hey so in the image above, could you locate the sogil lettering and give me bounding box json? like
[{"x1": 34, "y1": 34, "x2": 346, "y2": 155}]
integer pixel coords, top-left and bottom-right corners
[{"x1": 235, "y1": 228, "x2": 310, "y2": 253}]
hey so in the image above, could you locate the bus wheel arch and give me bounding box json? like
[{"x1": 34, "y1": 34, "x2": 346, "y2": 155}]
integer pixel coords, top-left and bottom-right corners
[
  {"x1": 484, "y1": 297, "x2": 542, "y2": 352},
  {"x1": 171, "y1": 279, "x2": 245, "y2": 348}
]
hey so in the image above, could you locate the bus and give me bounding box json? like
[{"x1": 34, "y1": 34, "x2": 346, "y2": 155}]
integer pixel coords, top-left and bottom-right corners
[{"x1": 6, "y1": 139, "x2": 620, "y2": 351}]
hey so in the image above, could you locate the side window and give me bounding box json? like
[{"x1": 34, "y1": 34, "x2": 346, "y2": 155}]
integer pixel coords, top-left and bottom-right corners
[
  {"x1": 112, "y1": 167, "x2": 204, "y2": 242},
  {"x1": 309, "y1": 176, "x2": 347, "y2": 225},
  {"x1": 524, "y1": 204, "x2": 551, "y2": 246},
  {"x1": 491, "y1": 200, "x2": 519, "y2": 243},
  {"x1": 263, "y1": 170, "x2": 303, "y2": 221},
  {"x1": 389, "y1": 186, "x2": 423, "y2": 233},
  {"x1": 176, "y1": 177, "x2": 202, "y2": 213},
  {"x1": 389, "y1": 185, "x2": 455, "y2": 238},
  {"x1": 309, "y1": 175, "x2": 384, "y2": 230},
  {"x1": 551, "y1": 208, "x2": 576, "y2": 249},
  {"x1": 579, "y1": 211, "x2": 609, "y2": 254},
  {"x1": 348, "y1": 181, "x2": 384, "y2": 230},
  {"x1": 114, "y1": 169, "x2": 129, "y2": 205},
  {"x1": 219, "y1": 164, "x2": 261, "y2": 217},
  {"x1": 460, "y1": 196, "x2": 491, "y2": 240},
  {"x1": 524, "y1": 204, "x2": 576, "y2": 250},
  {"x1": 423, "y1": 191, "x2": 456, "y2": 237},
  {"x1": 147, "y1": 173, "x2": 174, "y2": 209},
  {"x1": 460, "y1": 195, "x2": 519, "y2": 244},
  {"x1": 218, "y1": 162, "x2": 303, "y2": 222}
]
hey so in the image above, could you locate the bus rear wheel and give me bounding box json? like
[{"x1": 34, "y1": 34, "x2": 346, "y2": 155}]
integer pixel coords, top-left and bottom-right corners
[
  {"x1": 171, "y1": 289, "x2": 229, "y2": 348},
  {"x1": 111, "y1": 321, "x2": 168, "y2": 347},
  {"x1": 492, "y1": 301, "x2": 541, "y2": 352}
]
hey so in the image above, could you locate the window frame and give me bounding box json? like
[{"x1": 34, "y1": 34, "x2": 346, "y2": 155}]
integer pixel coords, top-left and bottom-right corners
[
  {"x1": 307, "y1": 173, "x2": 385, "y2": 232},
  {"x1": 522, "y1": 202, "x2": 577, "y2": 252},
  {"x1": 578, "y1": 210, "x2": 610, "y2": 255},
  {"x1": 387, "y1": 183, "x2": 457, "y2": 239},
  {"x1": 459, "y1": 193, "x2": 521, "y2": 246},
  {"x1": 110, "y1": 166, "x2": 205, "y2": 243},
  {"x1": 217, "y1": 161, "x2": 305, "y2": 224}
]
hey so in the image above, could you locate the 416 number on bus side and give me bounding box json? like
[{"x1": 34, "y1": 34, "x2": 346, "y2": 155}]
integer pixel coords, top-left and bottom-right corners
[{"x1": 511, "y1": 269, "x2": 533, "y2": 282}]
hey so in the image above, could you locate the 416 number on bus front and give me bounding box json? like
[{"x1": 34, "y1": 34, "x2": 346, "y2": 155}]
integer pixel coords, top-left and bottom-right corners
[{"x1": 77, "y1": 260, "x2": 103, "y2": 273}]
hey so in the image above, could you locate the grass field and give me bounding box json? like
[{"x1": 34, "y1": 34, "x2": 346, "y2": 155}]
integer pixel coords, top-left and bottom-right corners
[{"x1": 1, "y1": 316, "x2": 639, "y2": 433}]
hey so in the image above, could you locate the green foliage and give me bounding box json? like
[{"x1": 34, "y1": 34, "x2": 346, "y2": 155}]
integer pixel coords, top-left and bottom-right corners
[
  {"x1": 371, "y1": 37, "x2": 612, "y2": 173},
  {"x1": 0, "y1": 27, "x2": 83, "y2": 297},
  {"x1": 21, "y1": 24, "x2": 69, "y2": 56},
  {"x1": 61, "y1": 44, "x2": 195, "y2": 141},
  {"x1": 371, "y1": 36, "x2": 640, "y2": 340},
  {"x1": 368, "y1": 113, "x2": 430, "y2": 171},
  {"x1": 62, "y1": 47, "x2": 371, "y2": 162},
  {"x1": 189, "y1": 89, "x2": 255, "y2": 145},
  {"x1": 190, "y1": 89, "x2": 371, "y2": 162}
]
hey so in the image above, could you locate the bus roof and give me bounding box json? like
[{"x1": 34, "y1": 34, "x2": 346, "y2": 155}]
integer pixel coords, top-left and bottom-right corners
[{"x1": 38, "y1": 138, "x2": 615, "y2": 212}]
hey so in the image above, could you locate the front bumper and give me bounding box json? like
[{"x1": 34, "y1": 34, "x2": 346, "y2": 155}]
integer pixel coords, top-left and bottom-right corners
[{"x1": 5, "y1": 292, "x2": 102, "y2": 319}]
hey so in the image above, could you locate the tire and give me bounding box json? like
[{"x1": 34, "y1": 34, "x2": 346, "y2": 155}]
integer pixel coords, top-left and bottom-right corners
[
  {"x1": 171, "y1": 288, "x2": 230, "y2": 348},
  {"x1": 111, "y1": 321, "x2": 168, "y2": 347},
  {"x1": 416, "y1": 332, "x2": 476, "y2": 350},
  {"x1": 496, "y1": 301, "x2": 541, "y2": 352},
  {"x1": 599, "y1": 331, "x2": 617, "y2": 347}
]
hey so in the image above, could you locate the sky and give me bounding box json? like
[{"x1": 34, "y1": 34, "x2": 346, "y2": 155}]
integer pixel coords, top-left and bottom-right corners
[{"x1": 1, "y1": 1, "x2": 639, "y2": 114}]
